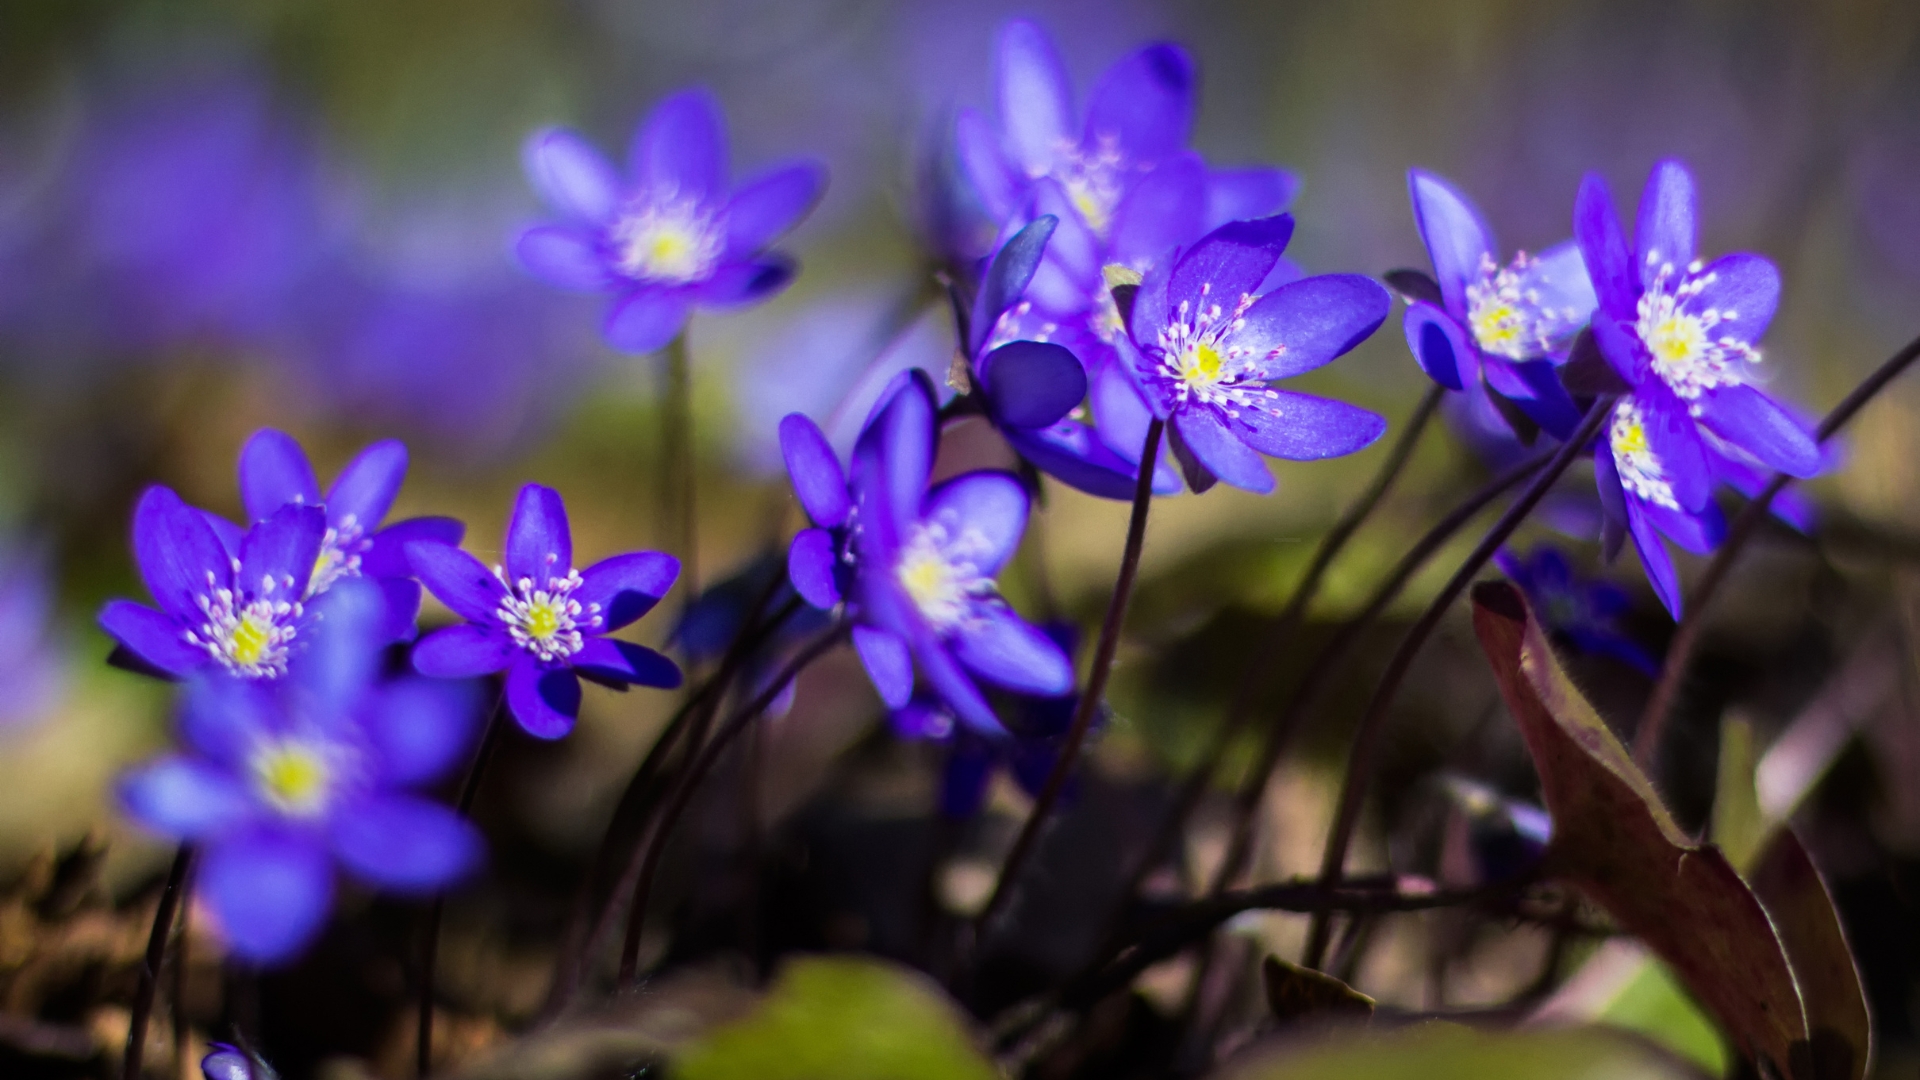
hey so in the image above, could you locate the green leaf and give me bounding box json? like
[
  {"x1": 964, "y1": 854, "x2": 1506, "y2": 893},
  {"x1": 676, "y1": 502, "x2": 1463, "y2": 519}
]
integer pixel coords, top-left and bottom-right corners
[
  {"x1": 1214, "y1": 1021, "x2": 1701, "y2": 1080},
  {"x1": 672, "y1": 955, "x2": 998, "y2": 1080},
  {"x1": 1712, "y1": 716, "x2": 1767, "y2": 872},
  {"x1": 1470, "y1": 582, "x2": 1807, "y2": 1075}
]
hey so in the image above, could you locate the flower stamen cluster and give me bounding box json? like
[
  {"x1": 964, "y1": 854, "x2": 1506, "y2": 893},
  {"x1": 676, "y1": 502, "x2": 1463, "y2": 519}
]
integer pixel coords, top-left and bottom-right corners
[
  {"x1": 309, "y1": 514, "x2": 368, "y2": 598},
  {"x1": 495, "y1": 558, "x2": 601, "y2": 663},
  {"x1": 1610, "y1": 400, "x2": 1679, "y2": 511},
  {"x1": 1634, "y1": 253, "x2": 1759, "y2": 405},
  {"x1": 188, "y1": 567, "x2": 303, "y2": 678},
  {"x1": 1466, "y1": 251, "x2": 1585, "y2": 360},
  {"x1": 608, "y1": 193, "x2": 724, "y2": 284},
  {"x1": 1050, "y1": 134, "x2": 1128, "y2": 237},
  {"x1": 1155, "y1": 286, "x2": 1284, "y2": 418},
  {"x1": 896, "y1": 521, "x2": 997, "y2": 632},
  {"x1": 250, "y1": 739, "x2": 341, "y2": 817}
]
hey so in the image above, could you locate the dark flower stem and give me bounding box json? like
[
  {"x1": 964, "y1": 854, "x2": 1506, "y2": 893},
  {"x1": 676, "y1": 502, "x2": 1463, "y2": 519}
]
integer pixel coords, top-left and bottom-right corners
[
  {"x1": 972, "y1": 418, "x2": 1164, "y2": 941},
  {"x1": 618, "y1": 622, "x2": 850, "y2": 986},
  {"x1": 1632, "y1": 330, "x2": 1920, "y2": 768},
  {"x1": 417, "y1": 704, "x2": 505, "y2": 1079},
  {"x1": 1114, "y1": 385, "x2": 1442, "y2": 920},
  {"x1": 1302, "y1": 396, "x2": 1616, "y2": 969},
  {"x1": 662, "y1": 332, "x2": 698, "y2": 607},
  {"x1": 123, "y1": 843, "x2": 192, "y2": 1080},
  {"x1": 171, "y1": 891, "x2": 192, "y2": 1080}
]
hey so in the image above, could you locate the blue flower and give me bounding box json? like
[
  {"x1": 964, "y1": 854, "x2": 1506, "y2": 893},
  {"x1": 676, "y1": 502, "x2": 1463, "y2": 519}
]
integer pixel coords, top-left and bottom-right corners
[
  {"x1": 118, "y1": 581, "x2": 486, "y2": 964},
  {"x1": 99, "y1": 486, "x2": 327, "y2": 681},
  {"x1": 780, "y1": 371, "x2": 1071, "y2": 733},
  {"x1": 1573, "y1": 160, "x2": 1821, "y2": 615},
  {"x1": 201, "y1": 430, "x2": 464, "y2": 643},
  {"x1": 1124, "y1": 217, "x2": 1392, "y2": 493},
  {"x1": 202, "y1": 1043, "x2": 277, "y2": 1080},
  {"x1": 1495, "y1": 545, "x2": 1656, "y2": 674},
  {"x1": 516, "y1": 89, "x2": 827, "y2": 353},
  {"x1": 407, "y1": 483, "x2": 682, "y2": 739},
  {"x1": 1401, "y1": 170, "x2": 1594, "y2": 438}
]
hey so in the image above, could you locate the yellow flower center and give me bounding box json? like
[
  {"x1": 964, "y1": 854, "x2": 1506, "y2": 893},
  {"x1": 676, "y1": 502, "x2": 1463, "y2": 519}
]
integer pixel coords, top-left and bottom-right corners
[
  {"x1": 523, "y1": 599, "x2": 562, "y2": 641},
  {"x1": 252, "y1": 743, "x2": 331, "y2": 816},
  {"x1": 1645, "y1": 313, "x2": 1708, "y2": 372},
  {"x1": 228, "y1": 613, "x2": 273, "y2": 669},
  {"x1": 1469, "y1": 301, "x2": 1523, "y2": 354}
]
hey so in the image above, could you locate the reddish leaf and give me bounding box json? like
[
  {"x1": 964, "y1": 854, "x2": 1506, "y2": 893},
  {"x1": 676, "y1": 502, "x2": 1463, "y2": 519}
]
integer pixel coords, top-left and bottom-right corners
[
  {"x1": 1749, "y1": 830, "x2": 1872, "y2": 1080},
  {"x1": 1470, "y1": 582, "x2": 1806, "y2": 1075}
]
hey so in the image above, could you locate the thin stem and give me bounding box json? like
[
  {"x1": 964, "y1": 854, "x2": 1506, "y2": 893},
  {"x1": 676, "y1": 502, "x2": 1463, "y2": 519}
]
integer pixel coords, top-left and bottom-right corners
[
  {"x1": 618, "y1": 623, "x2": 850, "y2": 986},
  {"x1": 124, "y1": 844, "x2": 193, "y2": 1080},
  {"x1": 418, "y1": 705, "x2": 505, "y2": 1079},
  {"x1": 972, "y1": 418, "x2": 1164, "y2": 940},
  {"x1": 662, "y1": 333, "x2": 698, "y2": 607},
  {"x1": 1633, "y1": 331, "x2": 1920, "y2": 767},
  {"x1": 1302, "y1": 397, "x2": 1615, "y2": 968},
  {"x1": 171, "y1": 886, "x2": 192, "y2": 1080},
  {"x1": 1112, "y1": 386, "x2": 1443, "y2": 924}
]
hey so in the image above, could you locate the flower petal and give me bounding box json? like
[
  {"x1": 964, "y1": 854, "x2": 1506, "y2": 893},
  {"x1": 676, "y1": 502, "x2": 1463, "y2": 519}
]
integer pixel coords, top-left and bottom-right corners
[
  {"x1": 577, "y1": 551, "x2": 678, "y2": 631},
  {"x1": 1174, "y1": 408, "x2": 1273, "y2": 493},
  {"x1": 1575, "y1": 172, "x2": 1637, "y2": 321},
  {"x1": 134, "y1": 485, "x2": 231, "y2": 624},
  {"x1": 1403, "y1": 301, "x2": 1469, "y2": 391},
  {"x1": 780, "y1": 412, "x2": 851, "y2": 527},
  {"x1": 690, "y1": 256, "x2": 795, "y2": 307},
  {"x1": 1170, "y1": 216, "x2": 1294, "y2": 315},
  {"x1": 406, "y1": 542, "x2": 506, "y2": 624},
  {"x1": 1206, "y1": 167, "x2": 1299, "y2": 230},
  {"x1": 604, "y1": 287, "x2": 690, "y2": 353},
  {"x1": 238, "y1": 429, "x2": 321, "y2": 523},
  {"x1": 1090, "y1": 355, "x2": 1183, "y2": 493},
  {"x1": 852, "y1": 624, "x2": 914, "y2": 708},
  {"x1": 506, "y1": 483, "x2": 570, "y2": 587},
  {"x1": 726, "y1": 161, "x2": 826, "y2": 257},
  {"x1": 1518, "y1": 239, "x2": 1598, "y2": 328},
  {"x1": 119, "y1": 756, "x2": 254, "y2": 839},
  {"x1": 1083, "y1": 42, "x2": 1195, "y2": 163},
  {"x1": 1643, "y1": 497, "x2": 1725, "y2": 556},
  {"x1": 1004, "y1": 422, "x2": 1139, "y2": 500},
  {"x1": 1637, "y1": 384, "x2": 1713, "y2": 512},
  {"x1": 1232, "y1": 390, "x2": 1387, "y2": 462},
  {"x1": 99, "y1": 600, "x2": 204, "y2": 677},
  {"x1": 1023, "y1": 183, "x2": 1101, "y2": 314},
  {"x1": 365, "y1": 677, "x2": 484, "y2": 787},
  {"x1": 200, "y1": 511, "x2": 243, "y2": 561},
  {"x1": 980, "y1": 340, "x2": 1086, "y2": 430},
  {"x1": 326, "y1": 439, "x2": 407, "y2": 531},
  {"x1": 364, "y1": 517, "x2": 465, "y2": 579},
  {"x1": 1695, "y1": 383, "x2": 1823, "y2": 479},
  {"x1": 956, "y1": 107, "x2": 1021, "y2": 223},
  {"x1": 1685, "y1": 253, "x2": 1779, "y2": 346},
  {"x1": 852, "y1": 369, "x2": 937, "y2": 542},
  {"x1": 411, "y1": 624, "x2": 513, "y2": 678},
  {"x1": 1236, "y1": 272, "x2": 1391, "y2": 379},
  {"x1": 238, "y1": 504, "x2": 326, "y2": 599},
  {"x1": 912, "y1": 637, "x2": 1002, "y2": 735},
  {"x1": 294, "y1": 579, "x2": 386, "y2": 711},
  {"x1": 995, "y1": 19, "x2": 1075, "y2": 177},
  {"x1": 574, "y1": 638, "x2": 682, "y2": 688},
  {"x1": 951, "y1": 607, "x2": 1073, "y2": 696},
  {"x1": 1407, "y1": 170, "x2": 1495, "y2": 316},
  {"x1": 1591, "y1": 308, "x2": 1648, "y2": 386},
  {"x1": 330, "y1": 794, "x2": 483, "y2": 893},
  {"x1": 201, "y1": 830, "x2": 334, "y2": 964},
  {"x1": 506, "y1": 656, "x2": 580, "y2": 739},
  {"x1": 788, "y1": 527, "x2": 842, "y2": 609},
  {"x1": 379, "y1": 577, "x2": 423, "y2": 642},
  {"x1": 1635, "y1": 158, "x2": 1696, "y2": 280},
  {"x1": 973, "y1": 215, "x2": 1058, "y2": 354},
  {"x1": 178, "y1": 677, "x2": 276, "y2": 767},
  {"x1": 921, "y1": 471, "x2": 1029, "y2": 577},
  {"x1": 516, "y1": 225, "x2": 612, "y2": 293},
  {"x1": 522, "y1": 127, "x2": 620, "y2": 224},
  {"x1": 1625, "y1": 498, "x2": 1683, "y2": 619},
  {"x1": 631, "y1": 88, "x2": 729, "y2": 203},
  {"x1": 1111, "y1": 152, "x2": 1208, "y2": 269}
]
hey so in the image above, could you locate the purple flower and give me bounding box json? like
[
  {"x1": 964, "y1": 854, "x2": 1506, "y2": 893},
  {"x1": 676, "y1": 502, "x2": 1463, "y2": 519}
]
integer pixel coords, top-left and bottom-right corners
[
  {"x1": 118, "y1": 581, "x2": 486, "y2": 963},
  {"x1": 516, "y1": 89, "x2": 827, "y2": 353},
  {"x1": 205, "y1": 430, "x2": 464, "y2": 643},
  {"x1": 99, "y1": 486, "x2": 327, "y2": 681},
  {"x1": 1574, "y1": 160, "x2": 1821, "y2": 615},
  {"x1": 407, "y1": 484, "x2": 682, "y2": 738},
  {"x1": 0, "y1": 544, "x2": 67, "y2": 733},
  {"x1": 1124, "y1": 216, "x2": 1391, "y2": 493},
  {"x1": 1401, "y1": 170, "x2": 1594, "y2": 439},
  {"x1": 1495, "y1": 545, "x2": 1656, "y2": 675},
  {"x1": 780, "y1": 371, "x2": 1071, "y2": 733},
  {"x1": 202, "y1": 1043, "x2": 277, "y2": 1080}
]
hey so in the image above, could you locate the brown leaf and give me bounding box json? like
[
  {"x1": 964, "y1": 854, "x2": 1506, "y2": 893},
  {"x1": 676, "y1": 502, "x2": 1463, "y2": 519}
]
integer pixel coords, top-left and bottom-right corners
[
  {"x1": 1470, "y1": 582, "x2": 1806, "y2": 1075},
  {"x1": 1749, "y1": 831, "x2": 1872, "y2": 1080},
  {"x1": 1261, "y1": 955, "x2": 1374, "y2": 1027}
]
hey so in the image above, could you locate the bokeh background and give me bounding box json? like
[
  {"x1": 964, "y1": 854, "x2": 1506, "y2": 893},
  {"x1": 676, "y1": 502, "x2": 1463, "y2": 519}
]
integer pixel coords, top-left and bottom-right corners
[{"x1": 3, "y1": 0, "x2": 1920, "y2": 1076}]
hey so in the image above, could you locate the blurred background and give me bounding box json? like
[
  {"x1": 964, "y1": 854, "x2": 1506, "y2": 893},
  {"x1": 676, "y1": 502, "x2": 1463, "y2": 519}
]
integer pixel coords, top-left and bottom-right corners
[{"x1": 3, "y1": 0, "x2": 1920, "y2": 1077}]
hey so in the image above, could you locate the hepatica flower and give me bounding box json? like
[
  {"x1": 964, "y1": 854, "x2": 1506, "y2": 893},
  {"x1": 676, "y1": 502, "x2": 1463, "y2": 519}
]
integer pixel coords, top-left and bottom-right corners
[
  {"x1": 1574, "y1": 160, "x2": 1822, "y2": 615},
  {"x1": 1495, "y1": 545, "x2": 1655, "y2": 674},
  {"x1": 99, "y1": 487, "x2": 326, "y2": 680},
  {"x1": 118, "y1": 581, "x2": 485, "y2": 963},
  {"x1": 407, "y1": 484, "x2": 681, "y2": 738},
  {"x1": 516, "y1": 89, "x2": 827, "y2": 353},
  {"x1": 214, "y1": 430, "x2": 464, "y2": 642},
  {"x1": 780, "y1": 371, "x2": 1071, "y2": 732},
  {"x1": 1125, "y1": 216, "x2": 1391, "y2": 493},
  {"x1": 1401, "y1": 170, "x2": 1595, "y2": 438}
]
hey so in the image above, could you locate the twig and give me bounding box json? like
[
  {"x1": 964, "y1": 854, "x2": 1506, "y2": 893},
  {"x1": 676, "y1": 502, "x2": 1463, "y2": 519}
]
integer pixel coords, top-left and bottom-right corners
[
  {"x1": 124, "y1": 844, "x2": 193, "y2": 1080},
  {"x1": 418, "y1": 704, "x2": 505, "y2": 1079}
]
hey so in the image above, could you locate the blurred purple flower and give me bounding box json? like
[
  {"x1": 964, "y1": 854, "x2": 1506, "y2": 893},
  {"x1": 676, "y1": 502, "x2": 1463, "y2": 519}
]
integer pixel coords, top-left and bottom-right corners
[
  {"x1": 1495, "y1": 545, "x2": 1656, "y2": 674},
  {"x1": 118, "y1": 581, "x2": 486, "y2": 964},
  {"x1": 1125, "y1": 217, "x2": 1390, "y2": 493},
  {"x1": 407, "y1": 484, "x2": 681, "y2": 739},
  {"x1": 202, "y1": 1042, "x2": 277, "y2": 1080},
  {"x1": 780, "y1": 371, "x2": 1071, "y2": 732},
  {"x1": 516, "y1": 89, "x2": 827, "y2": 353},
  {"x1": 0, "y1": 545, "x2": 67, "y2": 733}
]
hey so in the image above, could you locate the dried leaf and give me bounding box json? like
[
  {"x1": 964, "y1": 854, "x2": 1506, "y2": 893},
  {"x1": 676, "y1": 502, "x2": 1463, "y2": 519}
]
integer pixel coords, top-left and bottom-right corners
[
  {"x1": 1749, "y1": 831, "x2": 1872, "y2": 1080},
  {"x1": 1471, "y1": 582, "x2": 1806, "y2": 1075},
  {"x1": 1261, "y1": 955, "x2": 1374, "y2": 1026}
]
